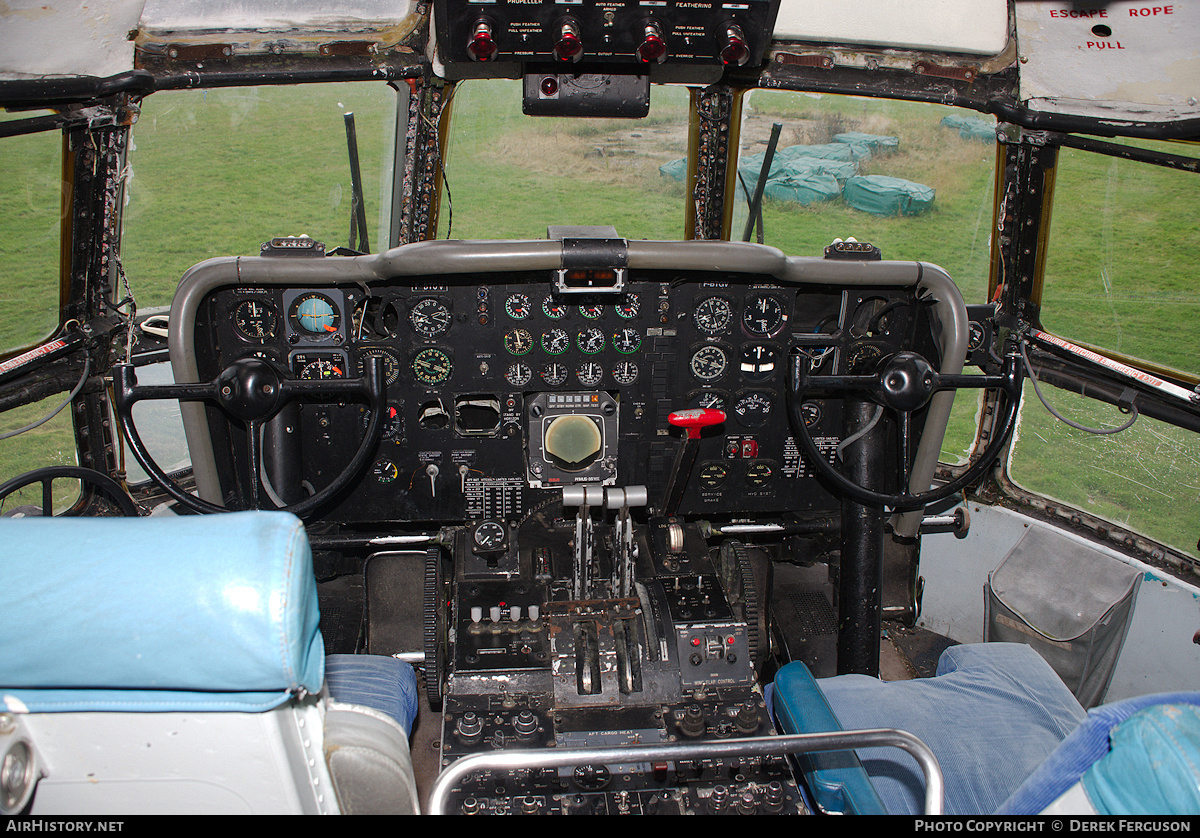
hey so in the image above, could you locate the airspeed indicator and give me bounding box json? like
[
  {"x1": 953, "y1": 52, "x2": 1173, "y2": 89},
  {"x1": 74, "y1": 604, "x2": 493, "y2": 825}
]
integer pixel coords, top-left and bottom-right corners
[{"x1": 412, "y1": 348, "x2": 452, "y2": 385}]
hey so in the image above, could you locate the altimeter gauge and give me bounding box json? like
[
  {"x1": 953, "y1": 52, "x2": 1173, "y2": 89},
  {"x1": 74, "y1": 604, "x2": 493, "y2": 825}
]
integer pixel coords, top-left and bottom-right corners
[
  {"x1": 233, "y1": 299, "x2": 278, "y2": 341},
  {"x1": 742, "y1": 294, "x2": 786, "y2": 337}
]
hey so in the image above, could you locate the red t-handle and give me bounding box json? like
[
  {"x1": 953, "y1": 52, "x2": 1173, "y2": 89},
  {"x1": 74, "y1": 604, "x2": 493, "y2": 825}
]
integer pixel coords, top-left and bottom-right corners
[{"x1": 668, "y1": 408, "x2": 726, "y2": 439}]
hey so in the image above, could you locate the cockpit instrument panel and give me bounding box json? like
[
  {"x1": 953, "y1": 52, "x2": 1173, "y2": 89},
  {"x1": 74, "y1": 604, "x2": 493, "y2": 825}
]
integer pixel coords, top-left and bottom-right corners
[{"x1": 193, "y1": 270, "x2": 934, "y2": 525}]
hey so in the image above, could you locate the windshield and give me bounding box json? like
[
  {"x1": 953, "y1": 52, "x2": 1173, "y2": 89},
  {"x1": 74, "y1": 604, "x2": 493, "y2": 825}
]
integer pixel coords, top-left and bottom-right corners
[
  {"x1": 121, "y1": 83, "x2": 399, "y2": 311},
  {"x1": 437, "y1": 79, "x2": 689, "y2": 240}
]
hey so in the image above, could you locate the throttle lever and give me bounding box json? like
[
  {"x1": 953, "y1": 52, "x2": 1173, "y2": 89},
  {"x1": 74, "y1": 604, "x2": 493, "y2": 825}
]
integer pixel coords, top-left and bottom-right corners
[{"x1": 661, "y1": 408, "x2": 725, "y2": 517}]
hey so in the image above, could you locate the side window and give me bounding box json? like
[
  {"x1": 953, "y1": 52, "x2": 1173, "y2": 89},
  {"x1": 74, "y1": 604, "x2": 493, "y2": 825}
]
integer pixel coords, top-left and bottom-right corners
[
  {"x1": 1009, "y1": 143, "x2": 1200, "y2": 559},
  {"x1": 0, "y1": 114, "x2": 80, "y2": 512},
  {"x1": 0, "y1": 113, "x2": 64, "y2": 353}
]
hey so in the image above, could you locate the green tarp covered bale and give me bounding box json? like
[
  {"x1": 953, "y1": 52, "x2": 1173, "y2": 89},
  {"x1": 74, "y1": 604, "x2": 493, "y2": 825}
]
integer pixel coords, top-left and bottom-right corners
[
  {"x1": 843, "y1": 175, "x2": 935, "y2": 216},
  {"x1": 940, "y1": 115, "x2": 996, "y2": 143},
  {"x1": 739, "y1": 145, "x2": 862, "y2": 195},
  {"x1": 779, "y1": 157, "x2": 859, "y2": 184},
  {"x1": 834, "y1": 132, "x2": 899, "y2": 156},
  {"x1": 763, "y1": 171, "x2": 843, "y2": 205},
  {"x1": 659, "y1": 157, "x2": 688, "y2": 181}
]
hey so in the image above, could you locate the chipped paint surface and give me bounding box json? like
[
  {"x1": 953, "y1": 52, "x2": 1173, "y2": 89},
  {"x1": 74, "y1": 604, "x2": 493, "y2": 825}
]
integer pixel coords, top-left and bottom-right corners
[
  {"x1": 1017, "y1": 0, "x2": 1200, "y2": 122},
  {"x1": 0, "y1": 0, "x2": 143, "y2": 80},
  {"x1": 0, "y1": 0, "x2": 424, "y2": 80},
  {"x1": 136, "y1": 0, "x2": 425, "y2": 55}
]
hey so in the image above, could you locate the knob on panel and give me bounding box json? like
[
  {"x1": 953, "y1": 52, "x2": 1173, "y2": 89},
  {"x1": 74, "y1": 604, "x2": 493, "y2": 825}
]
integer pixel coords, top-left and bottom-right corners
[
  {"x1": 467, "y1": 19, "x2": 497, "y2": 61},
  {"x1": 554, "y1": 19, "x2": 583, "y2": 62},
  {"x1": 637, "y1": 21, "x2": 667, "y2": 64},
  {"x1": 720, "y1": 24, "x2": 750, "y2": 66}
]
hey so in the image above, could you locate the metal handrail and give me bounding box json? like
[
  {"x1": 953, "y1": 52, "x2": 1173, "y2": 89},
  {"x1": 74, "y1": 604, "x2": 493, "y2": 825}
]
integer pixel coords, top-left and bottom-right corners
[{"x1": 427, "y1": 728, "x2": 943, "y2": 815}]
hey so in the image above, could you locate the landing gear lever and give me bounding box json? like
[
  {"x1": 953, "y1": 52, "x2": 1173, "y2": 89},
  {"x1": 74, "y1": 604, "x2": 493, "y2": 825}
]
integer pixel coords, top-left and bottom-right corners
[{"x1": 661, "y1": 408, "x2": 726, "y2": 517}]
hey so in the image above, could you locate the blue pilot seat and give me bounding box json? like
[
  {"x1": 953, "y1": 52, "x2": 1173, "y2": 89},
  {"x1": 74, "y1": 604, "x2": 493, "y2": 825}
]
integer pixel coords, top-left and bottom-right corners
[
  {"x1": 773, "y1": 642, "x2": 1200, "y2": 815},
  {"x1": 0, "y1": 511, "x2": 420, "y2": 815}
]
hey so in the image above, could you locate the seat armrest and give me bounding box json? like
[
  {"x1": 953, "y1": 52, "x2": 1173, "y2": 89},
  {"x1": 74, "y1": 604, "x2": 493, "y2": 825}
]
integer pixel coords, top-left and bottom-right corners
[{"x1": 772, "y1": 661, "x2": 888, "y2": 815}]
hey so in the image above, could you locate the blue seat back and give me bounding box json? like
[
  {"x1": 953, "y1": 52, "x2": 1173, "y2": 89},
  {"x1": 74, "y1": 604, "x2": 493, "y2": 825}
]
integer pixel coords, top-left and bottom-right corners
[{"x1": 1, "y1": 511, "x2": 324, "y2": 713}]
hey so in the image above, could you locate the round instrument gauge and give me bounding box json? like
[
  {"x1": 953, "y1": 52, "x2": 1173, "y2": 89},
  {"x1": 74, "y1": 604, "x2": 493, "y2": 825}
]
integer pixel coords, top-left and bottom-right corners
[
  {"x1": 541, "y1": 362, "x2": 568, "y2": 386},
  {"x1": 505, "y1": 362, "x2": 532, "y2": 387},
  {"x1": 742, "y1": 294, "x2": 787, "y2": 337},
  {"x1": 694, "y1": 296, "x2": 733, "y2": 334},
  {"x1": 412, "y1": 347, "x2": 452, "y2": 385},
  {"x1": 373, "y1": 459, "x2": 399, "y2": 484},
  {"x1": 732, "y1": 391, "x2": 773, "y2": 428},
  {"x1": 746, "y1": 460, "x2": 774, "y2": 488},
  {"x1": 689, "y1": 345, "x2": 728, "y2": 381},
  {"x1": 362, "y1": 403, "x2": 404, "y2": 441},
  {"x1": 577, "y1": 327, "x2": 606, "y2": 354},
  {"x1": 474, "y1": 520, "x2": 507, "y2": 551},
  {"x1": 542, "y1": 296, "x2": 568, "y2": 320},
  {"x1": 356, "y1": 347, "x2": 401, "y2": 386},
  {"x1": 699, "y1": 462, "x2": 728, "y2": 490},
  {"x1": 739, "y1": 344, "x2": 779, "y2": 381},
  {"x1": 290, "y1": 292, "x2": 340, "y2": 336},
  {"x1": 576, "y1": 362, "x2": 604, "y2": 387},
  {"x1": 688, "y1": 390, "x2": 728, "y2": 412},
  {"x1": 296, "y1": 355, "x2": 345, "y2": 380},
  {"x1": 800, "y1": 401, "x2": 822, "y2": 427},
  {"x1": 410, "y1": 298, "x2": 452, "y2": 337},
  {"x1": 541, "y1": 328, "x2": 570, "y2": 355},
  {"x1": 504, "y1": 293, "x2": 531, "y2": 320},
  {"x1": 612, "y1": 360, "x2": 639, "y2": 385},
  {"x1": 233, "y1": 299, "x2": 278, "y2": 341},
  {"x1": 615, "y1": 294, "x2": 640, "y2": 319},
  {"x1": 578, "y1": 304, "x2": 604, "y2": 320},
  {"x1": 503, "y1": 328, "x2": 534, "y2": 356},
  {"x1": 612, "y1": 328, "x2": 641, "y2": 354}
]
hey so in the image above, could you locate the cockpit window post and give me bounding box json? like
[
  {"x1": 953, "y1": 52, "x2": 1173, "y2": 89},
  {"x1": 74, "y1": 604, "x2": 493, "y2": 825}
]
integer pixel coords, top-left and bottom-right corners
[
  {"x1": 60, "y1": 103, "x2": 136, "y2": 502},
  {"x1": 393, "y1": 77, "x2": 453, "y2": 245},
  {"x1": 993, "y1": 125, "x2": 1060, "y2": 329},
  {"x1": 686, "y1": 85, "x2": 744, "y2": 241}
]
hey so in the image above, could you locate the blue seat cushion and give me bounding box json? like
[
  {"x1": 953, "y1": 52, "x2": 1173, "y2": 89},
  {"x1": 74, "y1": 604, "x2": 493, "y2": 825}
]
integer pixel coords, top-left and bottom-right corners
[
  {"x1": 788, "y1": 643, "x2": 1087, "y2": 815},
  {"x1": 325, "y1": 654, "x2": 420, "y2": 736},
  {"x1": 1, "y1": 512, "x2": 324, "y2": 713},
  {"x1": 998, "y1": 691, "x2": 1200, "y2": 814}
]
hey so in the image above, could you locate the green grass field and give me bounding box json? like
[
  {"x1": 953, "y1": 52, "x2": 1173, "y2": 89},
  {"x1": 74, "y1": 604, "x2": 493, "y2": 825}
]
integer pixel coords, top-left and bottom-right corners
[{"x1": 2, "y1": 80, "x2": 1199, "y2": 557}]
